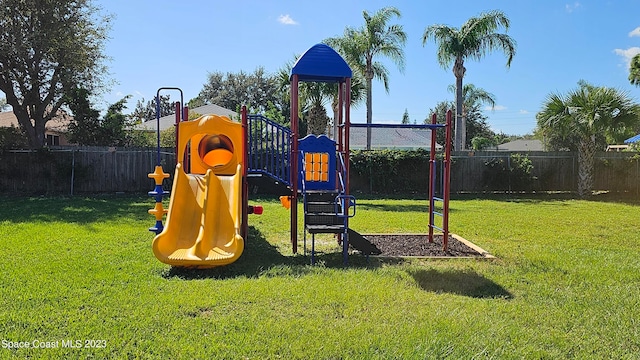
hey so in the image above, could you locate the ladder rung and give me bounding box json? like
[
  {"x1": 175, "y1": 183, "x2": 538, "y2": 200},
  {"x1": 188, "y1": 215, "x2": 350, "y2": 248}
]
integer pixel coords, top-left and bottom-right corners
[
  {"x1": 433, "y1": 211, "x2": 443, "y2": 217},
  {"x1": 433, "y1": 197, "x2": 444, "y2": 202}
]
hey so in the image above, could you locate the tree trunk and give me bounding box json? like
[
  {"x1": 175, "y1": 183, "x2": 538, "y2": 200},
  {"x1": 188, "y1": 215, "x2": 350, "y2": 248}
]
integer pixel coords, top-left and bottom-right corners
[
  {"x1": 4, "y1": 90, "x2": 46, "y2": 148},
  {"x1": 453, "y1": 57, "x2": 466, "y2": 151},
  {"x1": 577, "y1": 135, "x2": 596, "y2": 197},
  {"x1": 366, "y1": 71, "x2": 373, "y2": 150}
]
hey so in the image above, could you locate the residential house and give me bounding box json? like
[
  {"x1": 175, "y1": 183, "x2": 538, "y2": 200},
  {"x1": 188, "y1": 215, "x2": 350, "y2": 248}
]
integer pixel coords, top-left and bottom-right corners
[
  {"x1": 0, "y1": 109, "x2": 73, "y2": 146},
  {"x1": 135, "y1": 104, "x2": 238, "y2": 131},
  {"x1": 496, "y1": 139, "x2": 544, "y2": 151},
  {"x1": 348, "y1": 126, "x2": 441, "y2": 150}
]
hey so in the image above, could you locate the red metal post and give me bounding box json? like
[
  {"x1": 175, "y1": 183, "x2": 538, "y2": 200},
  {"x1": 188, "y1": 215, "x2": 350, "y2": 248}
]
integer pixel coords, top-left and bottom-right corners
[
  {"x1": 337, "y1": 82, "x2": 344, "y2": 152},
  {"x1": 344, "y1": 78, "x2": 351, "y2": 198},
  {"x1": 443, "y1": 110, "x2": 453, "y2": 251},
  {"x1": 290, "y1": 75, "x2": 299, "y2": 254},
  {"x1": 241, "y1": 106, "x2": 249, "y2": 241},
  {"x1": 174, "y1": 101, "x2": 181, "y2": 161},
  {"x1": 428, "y1": 113, "x2": 437, "y2": 243}
]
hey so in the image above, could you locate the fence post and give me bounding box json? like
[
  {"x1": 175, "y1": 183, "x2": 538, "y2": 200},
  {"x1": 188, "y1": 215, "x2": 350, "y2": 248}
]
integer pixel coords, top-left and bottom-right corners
[{"x1": 70, "y1": 149, "x2": 75, "y2": 196}]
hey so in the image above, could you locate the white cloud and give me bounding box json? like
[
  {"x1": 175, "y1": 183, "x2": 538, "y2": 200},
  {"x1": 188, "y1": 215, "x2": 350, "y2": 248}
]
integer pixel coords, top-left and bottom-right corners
[
  {"x1": 278, "y1": 14, "x2": 298, "y2": 25},
  {"x1": 630, "y1": 27, "x2": 640, "y2": 37},
  {"x1": 565, "y1": 2, "x2": 581, "y2": 13},
  {"x1": 519, "y1": 109, "x2": 529, "y2": 114},
  {"x1": 614, "y1": 47, "x2": 640, "y2": 67},
  {"x1": 485, "y1": 105, "x2": 507, "y2": 111}
]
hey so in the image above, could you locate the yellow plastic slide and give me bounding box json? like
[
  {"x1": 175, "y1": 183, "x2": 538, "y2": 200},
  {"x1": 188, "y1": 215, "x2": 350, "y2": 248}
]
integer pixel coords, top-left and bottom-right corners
[
  {"x1": 152, "y1": 162, "x2": 244, "y2": 268},
  {"x1": 151, "y1": 114, "x2": 245, "y2": 267}
]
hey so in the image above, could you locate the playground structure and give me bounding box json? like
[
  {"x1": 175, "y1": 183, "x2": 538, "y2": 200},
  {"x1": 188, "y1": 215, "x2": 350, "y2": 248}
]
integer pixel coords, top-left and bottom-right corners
[{"x1": 148, "y1": 44, "x2": 452, "y2": 268}]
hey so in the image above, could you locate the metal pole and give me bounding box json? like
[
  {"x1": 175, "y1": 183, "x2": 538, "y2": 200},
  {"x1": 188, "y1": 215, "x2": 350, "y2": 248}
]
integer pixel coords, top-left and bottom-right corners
[
  {"x1": 70, "y1": 149, "x2": 75, "y2": 196},
  {"x1": 443, "y1": 110, "x2": 453, "y2": 251},
  {"x1": 428, "y1": 113, "x2": 437, "y2": 243},
  {"x1": 343, "y1": 78, "x2": 352, "y2": 266},
  {"x1": 241, "y1": 106, "x2": 249, "y2": 241},
  {"x1": 155, "y1": 87, "x2": 183, "y2": 167},
  {"x1": 290, "y1": 74, "x2": 299, "y2": 254}
]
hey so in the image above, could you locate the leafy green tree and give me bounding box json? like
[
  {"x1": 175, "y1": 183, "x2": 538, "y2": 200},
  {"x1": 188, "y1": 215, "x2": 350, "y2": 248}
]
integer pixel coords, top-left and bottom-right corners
[
  {"x1": 427, "y1": 100, "x2": 495, "y2": 149},
  {"x1": 536, "y1": 81, "x2": 640, "y2": 196},
  {"x1": 447, "y1": 83, "x2": 497, "y2": 147},
  {"x1": 629, "y1": 54, "x2": 640, "y2": 87},
  {"x1": 66, "y1": 88, "x2": 102, "y2": 145},
  {"x1": 100, "y1": 97, "x2": 135, "y2": 147},
  {"x1": 0, "y1": 0, "x2": 111, "y2": 148},
  {"x1": 471, "y1": 136, "x2": 497, "y2": 150},
  {"x1": 67, "y1": 89, "x2": 138, "y2": 147},
  {"x1": 0, "y1": 126, "x2": 27, "y2": 149},
  {"x1": 326, "y1": 6, "x2": 407, "y2": 149},
  {"x1": 402, "y1": 108, "x2": 410, "y2": 124},
  {"x1": 423, "y1": 10, "x2": 516, "y2": 151},
  {"x1": 131, "y1": 95, "x2": 174, "y2": 124},
  {"x1": 194, "y1": 67, "x2": 284, "y2": 116}
]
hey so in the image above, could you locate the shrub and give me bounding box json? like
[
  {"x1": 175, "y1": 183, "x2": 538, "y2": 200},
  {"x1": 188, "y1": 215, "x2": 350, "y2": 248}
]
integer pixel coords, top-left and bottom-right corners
[{"x1": 482, "y1": 153, "x2": 536, "y2": 191}]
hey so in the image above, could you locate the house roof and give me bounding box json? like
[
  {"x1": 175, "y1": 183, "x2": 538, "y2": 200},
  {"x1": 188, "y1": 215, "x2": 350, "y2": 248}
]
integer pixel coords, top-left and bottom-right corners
[
  {"x1": 624, "y1": 133, "x2": 640, "y2": 144},
  {"x1": 0, "y1": 110, "x2": 73, "y2": 133},
  {"x1": 134, "y1": 104, "x2": 238, "y2": 131},
  {"x1": 496, "y1": 139, "x2": 544, "y2": 151},
  {"x1": 348, "y1": 126, "x2": 440, "y2": 150}
]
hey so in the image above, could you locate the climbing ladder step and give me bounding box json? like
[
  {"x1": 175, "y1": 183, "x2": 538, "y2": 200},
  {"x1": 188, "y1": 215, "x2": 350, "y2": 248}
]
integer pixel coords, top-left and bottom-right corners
[
  {"x1": 304, "y1": 191, "x2": 340, "y2": 202},
  {"x1": 305, "y1": 213, "x2": 343, "y2": 225},
  {"x1": 306, "y1": 224, "x2": 345, "y2": 234},
  {"x1": 306, "y1": 202, "x2": 341, "y2": 213}
]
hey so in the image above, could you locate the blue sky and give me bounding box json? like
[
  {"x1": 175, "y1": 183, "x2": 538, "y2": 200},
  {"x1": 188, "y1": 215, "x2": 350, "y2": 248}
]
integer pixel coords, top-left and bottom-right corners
[{"x1": 96, "y1": 0, "x2": 640, "y2": 135}]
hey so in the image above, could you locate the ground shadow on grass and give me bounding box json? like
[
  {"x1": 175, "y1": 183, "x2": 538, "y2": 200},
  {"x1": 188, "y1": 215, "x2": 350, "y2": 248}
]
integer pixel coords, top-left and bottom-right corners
[
  {"x1": 163, "y1": 228, "x2": 382, "y2": 280},
  {"x1": 452, "y1": 191, "x2": 640, "y2": 206},
  {"x1": 0, "y1": 194, "x2": 151, "y2": 224},
  {"x1": 408, "y1": 268, "x2": 513, "y2": 299},
  {"x1": 356, "y1": 202, "x2": 460, "y2": 214},
  {"x1": 163, "y1": 226, "x2": 293, "y2": 280}
]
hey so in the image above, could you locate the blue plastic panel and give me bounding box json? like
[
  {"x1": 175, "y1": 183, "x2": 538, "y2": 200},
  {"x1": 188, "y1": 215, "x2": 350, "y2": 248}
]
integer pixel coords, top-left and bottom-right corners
[
  {"x1": 291, "y1": 44, "x2": 352, "y2": 83},
  {"x1": 298, "y1": 135, "x2": 337, "y2": 191}
]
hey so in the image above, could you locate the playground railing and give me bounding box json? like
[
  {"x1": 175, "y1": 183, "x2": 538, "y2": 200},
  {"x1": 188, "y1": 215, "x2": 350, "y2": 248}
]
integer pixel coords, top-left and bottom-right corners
[
  {"x1": 336, "y1": 151, "x2": 355, "y2": 219},
  {"x1": 246, "y1": 114, "x2": 291, "y2": 186}
]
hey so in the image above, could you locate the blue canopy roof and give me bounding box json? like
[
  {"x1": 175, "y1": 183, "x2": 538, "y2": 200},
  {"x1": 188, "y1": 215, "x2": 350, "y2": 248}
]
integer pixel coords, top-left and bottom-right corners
[
  {"x1": 290, "y1": 43, "x2": 352, "y2": 83},
  {"x1": 624, "y1": 133, "x2": 640, "y2": 144}
]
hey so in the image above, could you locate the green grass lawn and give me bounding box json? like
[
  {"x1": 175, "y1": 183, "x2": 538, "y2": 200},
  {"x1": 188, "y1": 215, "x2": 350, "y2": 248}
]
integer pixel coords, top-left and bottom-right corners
[{"x1": 1, "y1": 193, "x2": 639, "y2": 359}]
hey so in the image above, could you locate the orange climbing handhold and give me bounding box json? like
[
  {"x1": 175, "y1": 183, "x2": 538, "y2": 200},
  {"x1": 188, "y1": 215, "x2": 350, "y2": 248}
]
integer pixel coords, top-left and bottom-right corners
[
  {"x1": 148, "y1": 202, "x2": 168, "y2": 221},
  {"x1": 148, "y1": 165, "x2": 170, "y2": 185},
  {"x1": 279, "y1": 195, "x2": 292, "y2": 210}
]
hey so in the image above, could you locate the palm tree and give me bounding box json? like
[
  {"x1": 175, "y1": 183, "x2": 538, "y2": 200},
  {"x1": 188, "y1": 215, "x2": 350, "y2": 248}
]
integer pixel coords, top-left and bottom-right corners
[
  {"x1": 423, "y1": 10, "x2": 516, "y2": 151},
  {"x1": 537, "y1": 81, "x2": 639, "y2": 197},
  {"x1": 447, "y1": 83, "x2": 496, "y2": 147},
  {"x1": 326, "y1": 6, "x2": 407, "y2": 149},
  {"x1": 629, "y1": 53, "x2": 640, "y2": 86},
  {"x1": 278, "y1": 56, "x2": 366, "y2": 136}
]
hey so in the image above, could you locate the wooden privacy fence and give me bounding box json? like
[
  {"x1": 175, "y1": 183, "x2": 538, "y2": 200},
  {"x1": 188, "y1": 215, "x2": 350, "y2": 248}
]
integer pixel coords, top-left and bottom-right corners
[
  {"x1": 0, "y1": 147, "x2": 638, "y2": 195},
  {"x1": 448, "y1": 151, "x2": 640, "y2": 193},
  {"x1": 0, "y1": 147, "x2": 176, "y2": 195}
]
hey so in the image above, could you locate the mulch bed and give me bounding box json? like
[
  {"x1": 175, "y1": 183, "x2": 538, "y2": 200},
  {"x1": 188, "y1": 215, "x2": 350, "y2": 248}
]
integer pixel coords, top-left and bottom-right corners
[{"x1": 361, "y1": 234, "x2": 486, "y2": 258}]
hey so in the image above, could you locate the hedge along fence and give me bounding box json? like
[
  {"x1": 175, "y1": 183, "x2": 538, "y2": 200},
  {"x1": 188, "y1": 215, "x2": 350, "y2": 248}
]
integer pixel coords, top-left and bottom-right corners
[
  {"x1": 1, "y1": 147, "x2": 639, "y2": 195},
  {"x1": 349, "y1": 150, "x2": 640, "y2": 194}
]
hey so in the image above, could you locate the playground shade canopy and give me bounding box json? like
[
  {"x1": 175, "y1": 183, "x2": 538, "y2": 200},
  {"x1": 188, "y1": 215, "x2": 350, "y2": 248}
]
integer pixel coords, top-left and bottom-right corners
[{"x1": 291, "y1": 43, "x2": 352, "y2": 83}]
